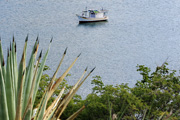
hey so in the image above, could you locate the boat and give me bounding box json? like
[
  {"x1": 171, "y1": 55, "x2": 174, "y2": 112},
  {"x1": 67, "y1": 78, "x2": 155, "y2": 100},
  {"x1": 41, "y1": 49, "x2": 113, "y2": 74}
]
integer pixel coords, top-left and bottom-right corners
[{"x1": 76, "y1": 7, "x2": 108, "y2": 23}]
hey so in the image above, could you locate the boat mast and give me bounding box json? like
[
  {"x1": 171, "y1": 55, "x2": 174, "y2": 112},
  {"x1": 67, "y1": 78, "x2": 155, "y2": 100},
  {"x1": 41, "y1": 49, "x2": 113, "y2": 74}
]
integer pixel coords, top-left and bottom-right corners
[{"x1": 85, "y1": 7, "x2": 87, "y2": 17}]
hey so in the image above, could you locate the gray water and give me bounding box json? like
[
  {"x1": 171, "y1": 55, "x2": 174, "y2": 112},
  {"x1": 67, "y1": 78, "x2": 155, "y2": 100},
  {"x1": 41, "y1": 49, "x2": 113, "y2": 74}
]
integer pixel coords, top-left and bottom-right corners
[{"x1": 1, "y1": 0, "x2": 180, "y2": 97}]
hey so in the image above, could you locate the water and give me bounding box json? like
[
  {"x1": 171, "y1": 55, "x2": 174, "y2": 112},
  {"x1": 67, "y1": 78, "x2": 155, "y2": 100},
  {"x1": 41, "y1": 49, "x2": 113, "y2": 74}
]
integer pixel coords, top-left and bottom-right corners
[{"x1": 1, "y1": 0, "x2": 180, "y2": 97}]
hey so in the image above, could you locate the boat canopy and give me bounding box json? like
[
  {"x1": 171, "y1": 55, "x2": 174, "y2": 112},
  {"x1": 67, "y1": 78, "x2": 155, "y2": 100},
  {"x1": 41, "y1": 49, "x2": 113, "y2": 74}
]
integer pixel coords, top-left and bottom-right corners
[
  {"x1": 88, "y1": 9, "x2": 108, "y2": 13},
  {"x1": 93, "y1": 10, "x2": 99, "y2": 14},
  {"x1": 88, "y1": 10, "x2": 99, "y2": 14}
]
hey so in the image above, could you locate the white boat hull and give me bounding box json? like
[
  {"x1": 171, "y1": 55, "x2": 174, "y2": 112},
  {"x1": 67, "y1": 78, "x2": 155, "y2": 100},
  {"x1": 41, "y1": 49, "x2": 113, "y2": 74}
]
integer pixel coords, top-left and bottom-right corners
[{"x1": 76, "y1": 15, "x2": 108, "y2": 23}]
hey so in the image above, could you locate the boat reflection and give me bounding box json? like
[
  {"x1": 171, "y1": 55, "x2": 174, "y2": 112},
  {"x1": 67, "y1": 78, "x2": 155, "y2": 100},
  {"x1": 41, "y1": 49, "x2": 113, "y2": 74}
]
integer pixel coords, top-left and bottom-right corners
[{"x1": 77, "y1": 21, "x2": 108, "y2": 27}]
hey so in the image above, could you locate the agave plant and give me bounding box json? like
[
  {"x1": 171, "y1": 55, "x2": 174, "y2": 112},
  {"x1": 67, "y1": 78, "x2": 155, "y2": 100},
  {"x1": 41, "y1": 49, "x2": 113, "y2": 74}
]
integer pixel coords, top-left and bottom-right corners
[{"x1": 0, "y1": 36, "x2": 95, "y2": 120}]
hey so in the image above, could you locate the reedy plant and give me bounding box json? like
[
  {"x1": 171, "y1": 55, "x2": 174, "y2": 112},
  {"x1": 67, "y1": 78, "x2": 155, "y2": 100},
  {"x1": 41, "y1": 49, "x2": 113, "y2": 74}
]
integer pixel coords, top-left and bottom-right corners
[{"x1": 0, "y1": 36, "x2": 95, "y2": 120}]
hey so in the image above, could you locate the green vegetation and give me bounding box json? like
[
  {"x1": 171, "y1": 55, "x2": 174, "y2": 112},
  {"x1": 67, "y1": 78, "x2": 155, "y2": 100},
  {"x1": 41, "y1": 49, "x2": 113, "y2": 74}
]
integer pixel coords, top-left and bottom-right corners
[
  {"x1": 37, "y1": 63, "x2": 180, "y2": 120},
  {"x1": 0, "y1": 36, "x2": 180, "y2": 120},
  {"x1": 0, "y1": 36, "x2": 95, "y2": 120}
]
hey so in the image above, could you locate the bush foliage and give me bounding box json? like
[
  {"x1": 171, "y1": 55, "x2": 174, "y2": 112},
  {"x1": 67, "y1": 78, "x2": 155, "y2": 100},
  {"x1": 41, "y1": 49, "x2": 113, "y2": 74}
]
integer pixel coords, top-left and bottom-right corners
[{"x1": 37, "y1": 63, "x2": 180, "y2": 120}]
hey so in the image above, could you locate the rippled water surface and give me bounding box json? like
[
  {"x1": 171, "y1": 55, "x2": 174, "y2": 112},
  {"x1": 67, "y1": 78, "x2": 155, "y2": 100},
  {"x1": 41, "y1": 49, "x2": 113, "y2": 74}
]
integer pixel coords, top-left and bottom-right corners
[{"x1": 1, "y1": 0, "x2": 180, "y2": 96}]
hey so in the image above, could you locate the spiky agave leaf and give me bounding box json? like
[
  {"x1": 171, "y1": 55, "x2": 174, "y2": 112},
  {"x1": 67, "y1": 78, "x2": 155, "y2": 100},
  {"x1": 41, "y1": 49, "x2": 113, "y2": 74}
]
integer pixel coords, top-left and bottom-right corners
[
  {"x1": 22, "y1": 51, "x2": 42, "y2": 120},
  {"x1": 0, "y1": 59, "x2": 9, "y2": 120},
  {"x1": 29, "y1": 50, "x2": 42, "y2": 101},
  {"x1": 0, "y1": 39, "x2": 6, "y2": 83},
  {"x1": 15, "y1": 71, "x2": 25, "y2": 120},
  {"x1": 48, "y1": 53, "x2": 81, "y2": 100},
  {"x1": 2, "y1": 58, "x2": 6, "y2": 85},
  {"x1": 22, "y1": 98, "x2": 32, "y2": 120},
  {"x1": 0, "y1": 37, "x2": 4, "y2": 67},
  {"x1": 17, "y1": 36, "x2": 27, "y2": 96},
  {"x1": 0, "y1": 36, "x2": 94, "y2": 120},
  {"x1": 53, "y1": 67, "x2": 95, "y2": 119},
  {"x1": 43, "y1": 87, "x2": 65, "y2": 120},
  {"x1": 45, "y1": 67, "x2": 86, "y2": 120},
  {"x1": 35, "y1": 53, "x2": 84, "y2": 120},
  {"x1": 50, "y1": 47, "x2": 67, "y2": 86},
  {"x1": 34, "y1": 87, "x2": 50, "y2": 120},
  {"x1": 66, "y1": 105, "x2": 86, "y2": 120},
  {"x1": 46, "y1": 47, "x2": 67, "y2": 101},
  {"x1": 6, "y1": 48, "x2": 16, "y2": 120},
  {"x1": 22, "y1": 44, "x2": 37, "y2": 115},
  {"x1": 32, "y1": 39, "x2": 52, "y2": 105},
  {"x1": 11, "y1": 36, "x2": 18, "y2": 100},
  {"x1": 54, "y1": 67, "x2": 88, "y2": 113},
  {"x1": 40, "y1": 48, "x2": 67, "y2": 120}
]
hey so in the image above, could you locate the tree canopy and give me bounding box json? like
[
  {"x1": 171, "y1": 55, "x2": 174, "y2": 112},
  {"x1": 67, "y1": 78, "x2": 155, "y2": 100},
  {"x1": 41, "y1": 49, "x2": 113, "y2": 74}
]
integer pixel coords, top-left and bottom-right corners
[{"x1": 36, "y1": 63, "x2": 180, "y2": 120}]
